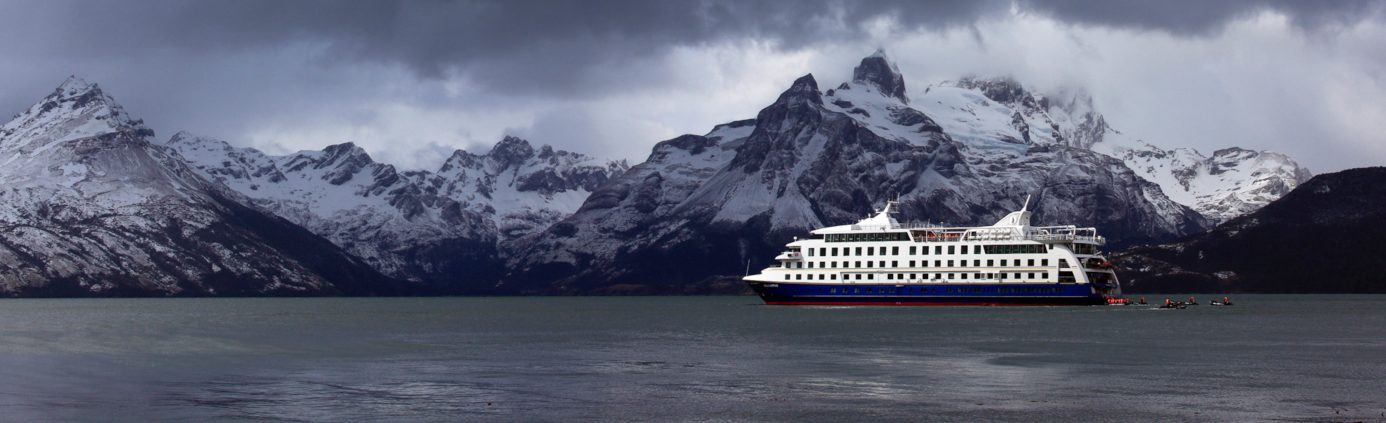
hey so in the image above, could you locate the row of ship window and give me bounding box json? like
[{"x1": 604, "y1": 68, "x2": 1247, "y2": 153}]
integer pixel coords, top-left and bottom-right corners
[
  {"x1": 803, "y1": 243, "x2": 1048, "y2": 257},
  {"x1": 827, "y1": 286, "x2": 1067, "y2": 295},
  {"x1": 784, "y1": 258, "x2": 1061, "y2": 269},
  {"x1": 785, "y1": 272, "x2": 1050, "y2": 281}
]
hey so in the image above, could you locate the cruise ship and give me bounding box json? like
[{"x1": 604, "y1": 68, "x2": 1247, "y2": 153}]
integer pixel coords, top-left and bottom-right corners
[{"x1": 743, "y1": 198, "x2": 1122, "y2": 306}]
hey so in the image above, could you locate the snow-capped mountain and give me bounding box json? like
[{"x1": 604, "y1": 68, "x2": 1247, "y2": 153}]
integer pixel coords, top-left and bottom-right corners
[
  {"x1": 503, "y1": 51, "x2": 1210, "y2": 293},
  {"x1": 166, "y1": 131, "x2": 626, "y2": 288},
  {"x1": 0, "y1": 77, "x2": 398, "y2": 296},
  {"x1": 919, "y1": 76, "x2": 1312, "y2": 222}
]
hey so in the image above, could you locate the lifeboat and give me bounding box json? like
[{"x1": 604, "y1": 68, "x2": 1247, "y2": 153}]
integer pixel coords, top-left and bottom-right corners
[{"x1": 1159, "y1": 298, "x2": 1187, "y2": 309}]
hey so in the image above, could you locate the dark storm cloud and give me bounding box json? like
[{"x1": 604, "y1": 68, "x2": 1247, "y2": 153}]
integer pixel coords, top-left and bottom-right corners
[
  {"x1": 8, "y1": 0, "x2": 1374, "y2": 98},
  {"x1": 1017, "y1": 0, "x2": 1381, "y2": 34},
  {"x1": 2, "y1": 0, "x2": 1383, "y2": 171},
  {"x1": 4, "y1": 0, "x2": 1006, "y2": 97}
]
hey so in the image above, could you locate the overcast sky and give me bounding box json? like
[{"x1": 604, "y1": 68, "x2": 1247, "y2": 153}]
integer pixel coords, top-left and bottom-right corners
[{"x1": 2, "y1": 0, "x2": 1383, "y2": 172}]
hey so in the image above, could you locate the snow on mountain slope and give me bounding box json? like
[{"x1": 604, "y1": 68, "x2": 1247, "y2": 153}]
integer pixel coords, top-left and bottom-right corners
[
  {"x1": 505, "y1": 51, "x2": 1209, "y2": 294},
  {"x1": 1094, "y1": 142, "x2": 1311, "y2": 222},
  {"x1": 167, "y1": 132, "x2": 487, "y2": 282},
  {"x1": 918, "y1": 77, "x2": 1312, "y2": 222},
  {"x1": 424, "y1": 136, "x2": 629, "y2": 238},
  {"x1": 0, "y1": 77, "x2": 399, "y2": 296},
  {"x1": 167, "y1": 131, "x2": 627, "y2": 288}
]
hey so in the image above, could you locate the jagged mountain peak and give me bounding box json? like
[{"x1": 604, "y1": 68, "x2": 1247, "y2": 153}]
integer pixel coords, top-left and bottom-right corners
[
  {"x1": 852, "y1": 49, "x2": 908, "y2": 104},
  {"x1": 288, "y1": 141, "x2": 374, "y2": 167},
  {"x1": 309, "y1": 142, "x2": 375, "y2": 181},
  {"x1": 165, "y1": 130, "x2": 219, "y2": 146},
  {"x1": 438, "y1": 148, "x2": 482, "y2": 173},
  {"x1": 35, "y1": 76, "x2": 139, "y2": 128},
  {"x1": 770, "y1": 74, "x2": 822, "y2": 108},
  {"x1": 56, "y1": 75, "x2": 97, "y2": 94},
  {"x1": 489, "y1": 135, "x2": 536, "y2": 164},
  {"x1": 167, "y1": 130, "x2": 198, "y2": 143},
  {"x1": 439, "y1": 136, "x2": 603, "y2": 176},
  {"x1": 1, "y1": 76, "x2": 152, "y2": 152},
  {"x1": 267, "y1": 141, "x2": 378, "y2": 186},
  {"x1": 321, "y1": 141, "x2": 369, "y2": 159}
]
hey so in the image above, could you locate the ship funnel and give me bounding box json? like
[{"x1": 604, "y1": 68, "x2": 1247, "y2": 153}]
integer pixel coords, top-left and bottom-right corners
[
  {"x1": 859, "y1": 200, "x2": 902, "y2": 228},
  {"x1": 992, "y1": 196, "x2": 1033, "y2": 228}
]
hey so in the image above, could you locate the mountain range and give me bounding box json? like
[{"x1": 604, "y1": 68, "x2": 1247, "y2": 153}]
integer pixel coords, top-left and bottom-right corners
[
  {"x1": 0, "y1": 78, "x2": 398, "y2": 296},
  {"x1": 0, "y1": 51, "x2": 1316, "y2": 296},
  {"x1": 166, "y1": 131, "x2": 625, "y2": 290}
]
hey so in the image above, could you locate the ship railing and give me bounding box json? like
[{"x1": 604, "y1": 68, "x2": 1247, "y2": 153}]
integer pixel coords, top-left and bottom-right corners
[
  {"x1": 1025, "y1": 226, "x2": 1103, "y2": 243},
  {"x1": 962, "y1": 228, "x2": 1021, "y2": 241},
  {"x1": 909, "y1": 228, "x2": 971, "y2": 242},
  {"x1": 1023, "y1": 233, "x2": 1106, "y2": 245},
  {"x1": 893, "y1": 222, "x2": 952, "y2": 230},
  {"x1": 846, "y1": 222, "x2": 950, "y2": 231}
]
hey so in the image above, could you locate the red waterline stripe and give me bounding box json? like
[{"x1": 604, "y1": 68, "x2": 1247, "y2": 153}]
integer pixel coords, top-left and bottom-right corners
[{"x1": 762, "y1": 301, "x2": 1091, "y2": 306}]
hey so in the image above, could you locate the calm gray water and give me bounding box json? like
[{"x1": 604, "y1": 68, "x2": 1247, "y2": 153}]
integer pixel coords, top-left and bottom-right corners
[{"x1": 1, "y1": 295, "x2": 1384, "y2": 422}]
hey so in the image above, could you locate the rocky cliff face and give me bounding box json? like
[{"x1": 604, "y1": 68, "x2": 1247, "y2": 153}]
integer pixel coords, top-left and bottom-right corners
[
  {"x1": 503, "y1": 53, "x2": 1211, "y2": 294},
  {"x1": 1115, "y1": 167, "x2": 1386, "y2": 293},
  {"x1": 0, "y1": 77, "x2": 400, "y2": 296},
  {"x1": 853, "y1": 49, "x2": 909, "y2": 104},
  {"x1": 166, "y1": 130, "x2": 626, "y2": 290},
  {"x1": 919, "y1": 76, "x2": 1312, "y2": 223}
]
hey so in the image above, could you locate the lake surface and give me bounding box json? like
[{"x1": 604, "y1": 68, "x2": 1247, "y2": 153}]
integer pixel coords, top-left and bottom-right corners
[{"x1": 1, "y1": 295, "x2": 1384, "y2": 422}]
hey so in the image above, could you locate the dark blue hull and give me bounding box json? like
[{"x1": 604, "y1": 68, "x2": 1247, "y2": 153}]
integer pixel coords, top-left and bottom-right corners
[{"x1": 746, "y1": 281, "x2": 1108, "y2": 306}]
